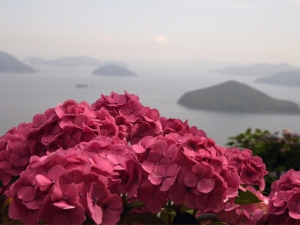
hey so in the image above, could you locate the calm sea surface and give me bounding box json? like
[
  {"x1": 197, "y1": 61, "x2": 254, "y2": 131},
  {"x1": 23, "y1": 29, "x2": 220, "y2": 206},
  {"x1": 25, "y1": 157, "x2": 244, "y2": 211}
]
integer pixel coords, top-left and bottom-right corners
[{"x1": 1, "y1": 64, "x2": 300, "y2": 146}]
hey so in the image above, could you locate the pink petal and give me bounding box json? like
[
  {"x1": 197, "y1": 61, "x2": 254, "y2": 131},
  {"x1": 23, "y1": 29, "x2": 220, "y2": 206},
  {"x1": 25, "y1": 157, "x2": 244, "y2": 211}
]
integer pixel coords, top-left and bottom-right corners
[
  {"x1": 32, "y1": 113, "x2": 47, "y2": 128},
  {"x1": 201, "y1": 163, "x2": 215, "y2": 177},
  {"x1": 252, "y1": 208, "x2": 264, "y2": 220},
  {"x1": 289, "y1": 210, "x2": 300, "y2": 220},
  {"x1": 140, "y1": 136, "x2": 156, "y2": 148},
  {"x1": 141, "y1": 160, "x2": 155, "y2": 173},
  {"x1": 165, "y1": 163, "x2": 179, "y2": 177},
  {"x1": 152, "y1": 140, "x2": 168, "y2": 153},
  {"x1": 146, "y1": 197, "x2": 162, "y2": 214},
  {"x1": 36, "y1": 174, "x2": 52, "y2": 187},
  {"x1": 64, "y1": 183, "x2": 79, "y2": 201},
  {"x1": 184, "y1": 172, "x2": 199, "y2": 187},
  {"x1": 88, "y1": 201, "x2": 103, "y2": 224},
  {"x1": 195, "y1": 193, "x2": 209, "y2": 210},
  {"x1": 168, "y1": 183, "x2": 185, "y2": 205},
  {"x1": 119, "y1": 106, "x2": 131, "y2": 117},
  {"x1": 48, "y1": 165, "x2": 65, "y2": 181},
  {"x1": 102, "y1": 209, "x2": 122, "y2": 225},
  {"x1": 197, "y1": 178, "x2": 215, "y2": 193},
  {"x1": 153, "y1": 164, "x2": 168, "y2": 176},
  {"x1": 53, "y1": 201, "x2": 75, "y2": 209},
  {"x1": 148, "y1": 172, "x2": 163, "y2": 185},
  {"x1": 17, "y1": 186, "x2": 36, "y2": 202},
  {"x1": 132, "y1": 144, "x2": 146, "y2": 153},
  {"x1": 105, "y1": 194, "x2": 123, "y2": 210},
  {"x1": 165, "y1": 144, "x2": 177, "y2": 158},
  {"x1": 184, "y1": 193, "x2": 197, "y2": 209},
  {"x1": 127, "y1": 99, "x2": 141, "y2": 110},
  {"x1": 208, "y1": 185, "x2": 227, "y2": 212},
  {"x1": 160, "y1": 176, "x2": 177, "y2": 191},
  {"x1": 51, "y1": 184, "x2": 63, "y2": 202},
  {"x1": 88, "y1": 182, "x2": 109, "y2": 202}
]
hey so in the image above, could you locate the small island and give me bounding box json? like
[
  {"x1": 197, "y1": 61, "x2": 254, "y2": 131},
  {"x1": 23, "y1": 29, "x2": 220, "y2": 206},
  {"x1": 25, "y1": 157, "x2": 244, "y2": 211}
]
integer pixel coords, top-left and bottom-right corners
[
  {"x1": 255, "y1": 70, "x2": 300, "y2": 87},
  {"x1": 0, "y1": 51, "x2": 36, "y2": 73},
  {"x1": 178, "y1": 80, "x2": 300, "y2": 114},
  {"x1": 92, "y1": 64, "x2": 137, "y2": 76},
  {"x1": 209, "y1": 63, "x2": 295, "y2": 77}
]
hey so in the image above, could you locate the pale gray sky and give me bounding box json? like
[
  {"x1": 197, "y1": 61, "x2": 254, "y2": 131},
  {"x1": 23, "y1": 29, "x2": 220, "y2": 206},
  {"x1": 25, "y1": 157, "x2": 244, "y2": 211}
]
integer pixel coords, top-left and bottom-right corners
[{"x1": 1, "y1": 0, "x2": 300, "y2": 65}]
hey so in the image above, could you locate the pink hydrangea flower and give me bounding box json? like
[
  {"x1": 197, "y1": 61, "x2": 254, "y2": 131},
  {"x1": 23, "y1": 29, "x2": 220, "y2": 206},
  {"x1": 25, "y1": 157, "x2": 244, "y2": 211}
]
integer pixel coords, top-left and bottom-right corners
[
  {"x1": 137, "y1": 180, "x2": 168, "y2": 213},
  {"x1": 0, "y1": 91, "x2": 285, "y2": 225}
]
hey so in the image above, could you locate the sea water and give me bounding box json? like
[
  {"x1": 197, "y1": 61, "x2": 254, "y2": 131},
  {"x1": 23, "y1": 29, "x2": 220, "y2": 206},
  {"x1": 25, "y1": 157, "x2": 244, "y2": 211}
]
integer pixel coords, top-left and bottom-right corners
[{"x1": 1, "y1": 63, "x2": 300, "y2": 146}]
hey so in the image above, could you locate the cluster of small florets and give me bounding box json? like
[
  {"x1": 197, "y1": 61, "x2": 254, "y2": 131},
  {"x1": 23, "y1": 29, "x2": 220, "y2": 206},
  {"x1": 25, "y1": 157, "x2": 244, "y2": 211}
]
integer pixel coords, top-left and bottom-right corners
[
  {"x1": 0, "y1": 91, "x2": 288, "y2": 225},
  {"x1": 215, "y1": 186, "x2": 269, "y2": 225},
  {"x1": 266, "y1": 169, "x2": 300, "y2": 224}
]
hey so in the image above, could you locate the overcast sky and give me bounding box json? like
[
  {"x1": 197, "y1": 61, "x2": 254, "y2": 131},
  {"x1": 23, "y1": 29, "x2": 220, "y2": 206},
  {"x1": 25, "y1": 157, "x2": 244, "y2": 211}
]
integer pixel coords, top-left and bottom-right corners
[{"x1": 1, "y1": 0, "x2": 300, "y2": 65}]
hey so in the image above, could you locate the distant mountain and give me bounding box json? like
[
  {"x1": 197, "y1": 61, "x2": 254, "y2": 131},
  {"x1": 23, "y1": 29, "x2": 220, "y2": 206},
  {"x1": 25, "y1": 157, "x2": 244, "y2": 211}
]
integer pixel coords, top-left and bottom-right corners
[
  {"x1": 209, "y1": 63, "x2": 295, "y2": 76},
  {"x1": 92, "y1": 64, "x2": 137, "y2": 76},
  {"x1": 25, "y1": 56, "x2": 101, "y2": 67},
  {"x1": 178, "y1": 80, "x2": 300, "y2": 114},
  {"x1": 0, "y1": 51, "x2": 36, "y2": 73},
  {"x1": 25, "y1": 57, "x2": 46, "y2": 65},
  {"x1": 255, "y1": 70, "x2": 300, "y2": 87}
]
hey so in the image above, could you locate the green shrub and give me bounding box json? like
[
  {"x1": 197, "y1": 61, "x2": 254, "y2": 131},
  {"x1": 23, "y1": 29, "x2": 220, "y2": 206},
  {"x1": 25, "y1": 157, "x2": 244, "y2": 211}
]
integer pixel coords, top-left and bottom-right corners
[{"x1": 227, "y1": 128, "x2": 300, "y2": 194}]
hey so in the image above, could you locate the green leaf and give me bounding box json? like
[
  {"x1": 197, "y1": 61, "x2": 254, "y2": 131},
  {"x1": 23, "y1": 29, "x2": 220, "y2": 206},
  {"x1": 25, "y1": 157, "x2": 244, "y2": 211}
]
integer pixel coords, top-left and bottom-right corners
[
  {"x1": 160, "y1": 209, "x2": 176, "y2": 225},
  {"x1": 234, "y1": 190, "x2": 262, "y2": 205},
  {"x1": 117, "y1": 214, "x2": 166, "y2": 225},
  {"x1": 245, "y1": 128, "x2": 252, "y2": 135},
  {"x1": 127, "y1": 200, "x2": 145, "y2": 208},
  {"x1": 196, "y1": 213, "x2": 218, "y2": 221}
]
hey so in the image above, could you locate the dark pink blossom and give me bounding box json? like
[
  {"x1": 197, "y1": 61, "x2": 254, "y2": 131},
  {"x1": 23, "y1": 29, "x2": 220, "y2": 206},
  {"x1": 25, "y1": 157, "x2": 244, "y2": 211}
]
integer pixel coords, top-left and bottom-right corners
[
  {"x1": 132, "y1": 136, "x2": 156, "y2": 154},
  {"x1": 159, "y1": 117, "x2": 190, "y2": 135},
  {"x1": 184, "y1": 162, "x2": 215, "y2": 193},
  {"x1": 149, "y1": 162, "x2": 179, "y2": 191},
  {"x1": 101, "y1": 194, "x2": 123, "y2": 225},
  {"x1": 87, "y1": 182, "x2": 109, "y2": 224},
  {"x1": 130, "y1": 122, "x2": 155, "y2": 144},
  {"x1": 119, "y1": 98, "x2": 143, "y2": 123},
  {"x1": 137, "y1": 180, "x2": 168, "y2": 213},
  {"x1": 55, "y1": 99, "x2": 79, "y2": 118},
  {"x1": 225, "y1": 147, "x2": 268, "y2": 191},
  {"x1": 8, "y1": 198, "x2": 39, "y2": 225},
  {"x1": 119, "y1": 159, "x2": 143, "y2": 198},
  {"x1": 194, "y1": 174, "x2": 227, "y2": 212},
  {"x1": 169, "y1": 164, "x2": 197, "y2": 209},
  {"x1": 288, "y1": 192, "x2": 300, "y2": 219},
  {"x1": 38, "y1": 201, "x2": 86, "y2": 225}
]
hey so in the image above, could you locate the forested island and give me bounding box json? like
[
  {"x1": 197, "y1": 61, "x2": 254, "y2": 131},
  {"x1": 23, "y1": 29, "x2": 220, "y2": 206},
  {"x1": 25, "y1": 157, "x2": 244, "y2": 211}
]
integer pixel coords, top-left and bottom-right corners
[
  {"x1": 0, "y1": 51, "x2": 36, "y2": 73},
  {"x1": 255, "y1": 70, "x2": 300, "y2": 87},
  {"x1": 92, "y1": 64, "x2": 137, "y2": 76},
  {"x1": 178, "y1": 80, "x2": 300, "y2": 114}
]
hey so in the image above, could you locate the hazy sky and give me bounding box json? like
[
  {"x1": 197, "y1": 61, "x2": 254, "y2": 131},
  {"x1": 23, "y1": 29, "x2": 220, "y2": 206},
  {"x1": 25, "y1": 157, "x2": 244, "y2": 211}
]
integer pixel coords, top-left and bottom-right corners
[{"x1": 1, "y1": 0, "x2": 300, "y2": 65}]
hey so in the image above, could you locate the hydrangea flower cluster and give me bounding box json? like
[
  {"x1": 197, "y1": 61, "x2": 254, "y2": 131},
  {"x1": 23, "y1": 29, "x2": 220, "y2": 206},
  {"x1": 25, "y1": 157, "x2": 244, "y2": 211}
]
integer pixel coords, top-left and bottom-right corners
[
  {"x1": 0, "y1": 91, "x2": 298, "y2": 225},
  {"x1": 215, "y1": 186, "x2": 269, "y2": 224},
  {"x1": 266, "y1": 169, "x2": 300, "y2": 224}
]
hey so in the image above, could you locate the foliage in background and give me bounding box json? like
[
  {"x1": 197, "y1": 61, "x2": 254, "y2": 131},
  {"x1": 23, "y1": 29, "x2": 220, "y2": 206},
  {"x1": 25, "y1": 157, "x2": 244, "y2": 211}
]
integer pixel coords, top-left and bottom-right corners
[{"x1": 227, "y1": 128, "x2": 300, "y2": 193}]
